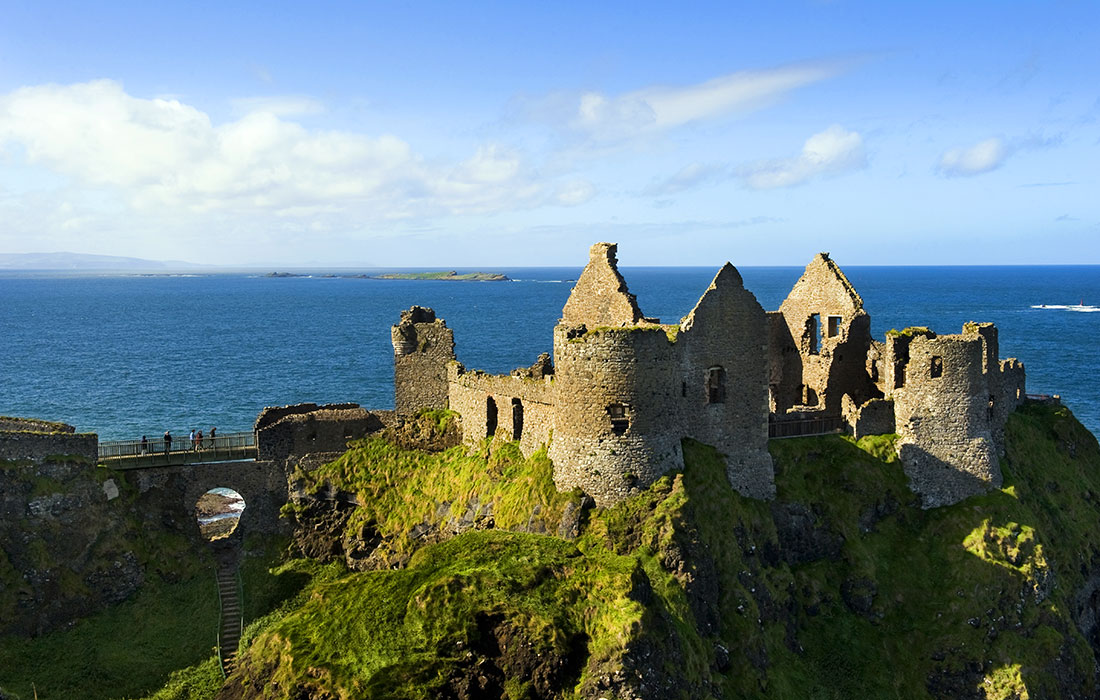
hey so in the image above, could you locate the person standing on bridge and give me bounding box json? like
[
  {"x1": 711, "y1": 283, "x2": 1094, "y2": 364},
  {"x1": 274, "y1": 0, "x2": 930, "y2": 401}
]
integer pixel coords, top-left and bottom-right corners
[
  {"x1": 208, "y1": 426, "x2": 216, "y2": 449},
  {"x1": 196, "y1": 429, "x2": 203, "y2": 450},
  {"x1": 164, "y1": 431, "x2": 172, "y2": 455},
  {"x1": 189, "y1": 429, "x2": 196, "y2": 451},
  {"x1": 140, "y1": 435, "x2": 148, "y2": 455}
]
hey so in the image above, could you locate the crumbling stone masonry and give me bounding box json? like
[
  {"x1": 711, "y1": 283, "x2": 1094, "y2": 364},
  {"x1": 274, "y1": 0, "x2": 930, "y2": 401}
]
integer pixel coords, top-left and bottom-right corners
[
  {"x1": 395, "y1": 243, "x2": 774, "y2": 507},
  {"x1": 879, "y1": 324, "x2": 1025, "y2": 507},
  {"x1": 393, "y1": 242, "x2": 1026, "y2": 509},
  {"x1": 254, "y1": 403, "x2": 387, "y2": 462},
  {"x1": 0, "y1": 417, "x2": 98, "y2": 463},
  {"x1": 392, "y1": 306, "x2": 455, "y2": 417}
]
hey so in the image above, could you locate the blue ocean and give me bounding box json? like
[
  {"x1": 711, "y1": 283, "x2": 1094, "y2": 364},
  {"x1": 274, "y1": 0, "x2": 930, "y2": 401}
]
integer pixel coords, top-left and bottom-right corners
[{"x1": 1, "y1": 266, "x2": 1097, "y2": 440}]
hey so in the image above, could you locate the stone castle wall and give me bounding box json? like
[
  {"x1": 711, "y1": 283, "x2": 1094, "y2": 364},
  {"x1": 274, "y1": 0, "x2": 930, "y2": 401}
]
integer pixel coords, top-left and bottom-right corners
[
  {"x1": 890, "y1": 330, "x2": 1001, "y2": 507},
  {"x1": 448, "y1": 364, "x2": 555, "y2": 457},
  {"x1": 773, "y1": 253, "x2": 878, "y2": 415},
  {"x1": 392, "y1": 306, "x2": 456, "y2": 417},
  {"x1": 0, "y1": 427, "x2": 98, "y2": 464},
  {"x1": 841, "y1": 395, "x2": 896, "y2": 440},
  {"x1": 560, "y1": 242, "x2": 644, "y2": 327},
  {"x1": 0, "y1": 417, "x2": 76, "y2": 434},
  {"x1": 677, "y1": 264, "x2": 774, "y2": 499},
  {"x1": 255, "y1": 403, "x2": 384, "y2": 461},
  {"x1": 393, "y1": 242, "x2": 1028, "y2": 511}
]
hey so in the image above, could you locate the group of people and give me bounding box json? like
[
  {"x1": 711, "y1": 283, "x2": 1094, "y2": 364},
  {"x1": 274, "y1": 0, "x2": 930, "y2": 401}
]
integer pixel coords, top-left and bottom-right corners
[{"x1": 139, "y1": 427, "x2": 217, "y2": 455}]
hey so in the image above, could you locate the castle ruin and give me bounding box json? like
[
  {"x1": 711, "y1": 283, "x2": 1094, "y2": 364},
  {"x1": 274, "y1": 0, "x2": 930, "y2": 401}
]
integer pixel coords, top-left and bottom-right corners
[{"x1": 393, "y1": 243, "x2": 1026, "y2": 508}]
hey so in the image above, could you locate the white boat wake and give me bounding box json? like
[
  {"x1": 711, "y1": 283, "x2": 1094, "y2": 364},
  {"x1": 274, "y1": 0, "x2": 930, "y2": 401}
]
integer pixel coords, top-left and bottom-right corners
[{"x1": 1031, "y1": 304, "x2": 1100, "y2": 313}]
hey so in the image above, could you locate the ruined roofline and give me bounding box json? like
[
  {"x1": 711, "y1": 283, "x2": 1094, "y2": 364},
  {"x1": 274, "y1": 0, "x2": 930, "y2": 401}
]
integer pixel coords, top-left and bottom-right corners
[
  {"x1": 680, "y1": 262, "x2": 748, "y2": 331},
  {"x1": 779, "y1": 252, "x2": 865, "y2": 314},
  {"x1": 559, "y1": 242, "x2": 645, "y2": 327}
]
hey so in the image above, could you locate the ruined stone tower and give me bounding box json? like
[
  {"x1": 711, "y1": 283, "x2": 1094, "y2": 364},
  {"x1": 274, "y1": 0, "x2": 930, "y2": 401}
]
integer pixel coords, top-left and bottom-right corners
[
  {"x1": 548, "y1": 243, "x2": 774, "y2": 505},
  {"x1": 391, "y1": 306, "x2": 455, "y2": 417}
]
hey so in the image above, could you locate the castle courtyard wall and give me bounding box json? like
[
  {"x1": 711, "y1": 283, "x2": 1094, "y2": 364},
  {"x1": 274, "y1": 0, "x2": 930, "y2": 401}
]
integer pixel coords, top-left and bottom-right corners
[{"x1": 447, "y1": 364, "x2": 554, "y2": 457}]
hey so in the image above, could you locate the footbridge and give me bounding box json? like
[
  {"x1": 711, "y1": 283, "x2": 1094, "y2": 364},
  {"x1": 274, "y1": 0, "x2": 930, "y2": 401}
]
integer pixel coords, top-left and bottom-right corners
[{"x1": 98, "y1": 432, "x2": 257, "y2": 469}]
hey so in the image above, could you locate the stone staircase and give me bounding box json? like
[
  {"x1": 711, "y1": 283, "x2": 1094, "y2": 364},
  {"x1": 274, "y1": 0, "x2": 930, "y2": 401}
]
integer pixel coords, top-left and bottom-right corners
[{"x1": 216, "y1": 560, "x2": 242, "y2": 674}]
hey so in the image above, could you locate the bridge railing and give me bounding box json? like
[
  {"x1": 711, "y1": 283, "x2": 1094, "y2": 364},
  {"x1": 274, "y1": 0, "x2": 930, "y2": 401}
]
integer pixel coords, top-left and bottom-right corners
[{"x1": 98, "y1": 431, "x2": 255, "y2": 465}]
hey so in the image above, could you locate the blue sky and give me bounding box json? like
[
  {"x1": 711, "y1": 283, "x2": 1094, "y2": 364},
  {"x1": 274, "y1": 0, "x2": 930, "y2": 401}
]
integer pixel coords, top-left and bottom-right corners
[{"x1": 0, "y1": 1, "x2": 1096, "y2": 266}]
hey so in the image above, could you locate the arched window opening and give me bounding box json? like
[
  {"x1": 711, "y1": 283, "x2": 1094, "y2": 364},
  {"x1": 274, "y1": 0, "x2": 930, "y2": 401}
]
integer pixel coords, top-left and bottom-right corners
[
  {"x1": 195, "y1": 487, "x2": 245, "y2": 541},
  {"x1": 607, "y1": 403, "x2": 630, "y2": 435},
  {"x1": 511, "y1": 398, "x2": 524, "y2": 440},
  {"x1": 486, "y1": 397, "x2": 498, "y2": 438},
  {"x1": 706, "y1": 366, "x2": 726, "y2": 404}
]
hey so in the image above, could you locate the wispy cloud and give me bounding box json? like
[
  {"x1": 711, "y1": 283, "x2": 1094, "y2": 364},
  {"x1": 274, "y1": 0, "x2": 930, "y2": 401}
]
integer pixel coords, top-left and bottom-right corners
[
  {"x1": 517, "y1": 60, "x2": 849, "y2": 141},
  {"x1": 644, "y1": 162, "x2": 729, "y2": 197},
  {"x1": 936, "y1": 137, "x2": 1008, "y2": 177},
  {"x1": 737, "y1": 125, "x2": 866, "y2": 189}
]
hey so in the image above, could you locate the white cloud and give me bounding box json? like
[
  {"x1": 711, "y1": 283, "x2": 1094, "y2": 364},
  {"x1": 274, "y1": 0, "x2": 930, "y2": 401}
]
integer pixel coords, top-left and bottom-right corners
[
  {"x1": 644, "y1": 162, "x2": 729, "y2": 196},
  {"x1": 738, "y1": 125, "x2": 866, "y2": 189},
  {"x1": 936, "y1": 137, "x2": 1008, "y2": 177},
  {"x1": 521, "y1": 60, "x2": 846, "y2": 141},
  {"x1": 0, "y1": 80, "x2": 574, "y2": 227}
]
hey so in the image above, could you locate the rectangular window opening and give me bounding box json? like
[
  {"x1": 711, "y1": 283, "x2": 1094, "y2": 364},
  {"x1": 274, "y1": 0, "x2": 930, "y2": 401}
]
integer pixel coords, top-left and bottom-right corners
[
  {"x1": 930, "y1": 356, "x2": 943, "y2": 379},
  {"x1": 827, "y1": 315, "x2": 841, "y2": 338},
  {"x1": 808, "y1": 314, "x2": 820, "y2": 354},
  {"x1": 607, "y1": 403, "x2": 630, "y2": 435}
]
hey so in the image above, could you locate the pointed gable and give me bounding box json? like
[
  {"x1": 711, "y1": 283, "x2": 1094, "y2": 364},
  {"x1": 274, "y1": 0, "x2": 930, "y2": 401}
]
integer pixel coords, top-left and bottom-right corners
[
  {"x1": 560, "y1": 242, "x2": 644, "y2": 327},
  {"x1": 779, "y1": 252, "x2": 864, "y2": 317},
  {"x1": 681, "y1": 262, "x2": 759, "y2": 331}
]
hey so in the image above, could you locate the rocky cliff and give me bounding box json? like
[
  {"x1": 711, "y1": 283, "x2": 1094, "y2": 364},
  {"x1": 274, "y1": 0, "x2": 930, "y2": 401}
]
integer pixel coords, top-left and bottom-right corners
[
  {"x1": 199, "y1": 403, "x2": 1100, "y2": 699},
  {"x1": 0, "y1": 456, "x2": 207, "y2": 637}
]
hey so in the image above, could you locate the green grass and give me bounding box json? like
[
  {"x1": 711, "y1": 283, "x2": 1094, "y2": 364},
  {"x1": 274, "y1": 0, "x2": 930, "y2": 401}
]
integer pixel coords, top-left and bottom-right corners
[
  {"x1": 32, "y1": 402, "x2": 1100, "y2": 699},
  {"x1": 234, "y1": 404, "x2": 1100, "y2": 698},
  {"x1": 288, "y1": 434, "x2": 583, "y2": 561},
  {"x1": 0, "y1": 536, "x2": 312, "y2": 700},
  {"x1": 0, "y1": 573, "x2": 218, "y2": 700}
]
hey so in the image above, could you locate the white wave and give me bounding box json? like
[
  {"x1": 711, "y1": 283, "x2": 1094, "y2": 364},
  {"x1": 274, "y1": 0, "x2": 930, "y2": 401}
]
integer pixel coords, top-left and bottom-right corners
[{"x1": 1030, "y1": 304, "x2": 1100, "y2": 312}]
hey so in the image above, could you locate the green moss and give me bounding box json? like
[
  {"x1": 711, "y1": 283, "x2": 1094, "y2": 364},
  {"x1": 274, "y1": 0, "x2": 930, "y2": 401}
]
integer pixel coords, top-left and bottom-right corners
[
  {"x1": 885, "y1": 326, "x2": 932, "y2": 338},
  {"x1": 290, "y1": 436, "x2": 581, "y2": 560},
  {"x1": 235, "y1": 531, "x2": 641, "y2": 699}
]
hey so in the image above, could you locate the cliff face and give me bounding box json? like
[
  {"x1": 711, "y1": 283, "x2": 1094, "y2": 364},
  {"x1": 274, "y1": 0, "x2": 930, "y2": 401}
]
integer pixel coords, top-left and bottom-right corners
[
  {"x1": 0, "y1": 457, "x2": 205, "y2": 637},
  {"x1": 206, "y1": 403, "x2": 1100, "y2": 700}
]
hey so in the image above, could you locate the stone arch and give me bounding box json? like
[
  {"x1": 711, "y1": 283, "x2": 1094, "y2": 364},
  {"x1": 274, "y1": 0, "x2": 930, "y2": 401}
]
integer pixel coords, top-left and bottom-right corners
[
  {"x1": 127, "y1": 460, "x2": 292, "y2": 546},
  {"x1": 195, "y1": 487, "x2": 246, "y2": 541}
]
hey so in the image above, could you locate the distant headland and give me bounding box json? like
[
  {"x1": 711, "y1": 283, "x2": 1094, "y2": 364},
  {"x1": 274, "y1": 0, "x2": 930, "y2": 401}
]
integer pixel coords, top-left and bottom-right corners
[{"x1": 264, "y1": 270, "x2": 510, "y2": 281}]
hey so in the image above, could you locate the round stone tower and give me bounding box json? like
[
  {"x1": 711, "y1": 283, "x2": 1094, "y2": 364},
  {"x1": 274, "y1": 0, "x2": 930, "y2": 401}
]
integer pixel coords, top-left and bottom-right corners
[{"x1": 549, "y1": 324, "x2": 685, "y2": 506}]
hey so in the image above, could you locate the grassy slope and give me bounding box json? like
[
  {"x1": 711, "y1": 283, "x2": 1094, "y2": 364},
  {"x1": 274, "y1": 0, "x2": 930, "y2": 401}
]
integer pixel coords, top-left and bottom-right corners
[
  {"x1": 42, "y1": 402, "x2": 1100, "y2": 699},
  {"x1": 223, "y1": 403, "x2": 1100, "y2": 699},
  {"x1": 0, "y1": 537, "x2": 309, "y2": 700}
]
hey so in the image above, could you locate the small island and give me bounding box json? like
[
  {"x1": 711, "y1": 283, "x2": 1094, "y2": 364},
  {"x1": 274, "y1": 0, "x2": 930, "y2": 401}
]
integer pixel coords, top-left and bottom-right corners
[{"x1": 372, "y1": 270, "x2": 510, "y2": 282}]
